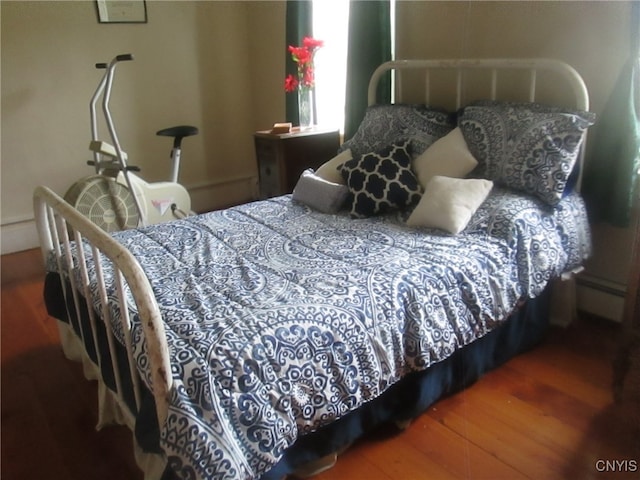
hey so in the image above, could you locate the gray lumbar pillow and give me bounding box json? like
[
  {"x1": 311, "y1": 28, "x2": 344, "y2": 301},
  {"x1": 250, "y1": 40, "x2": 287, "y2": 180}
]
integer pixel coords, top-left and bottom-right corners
[{"x1": 292, "y1": 169, "x2": 349, "y2": 213}]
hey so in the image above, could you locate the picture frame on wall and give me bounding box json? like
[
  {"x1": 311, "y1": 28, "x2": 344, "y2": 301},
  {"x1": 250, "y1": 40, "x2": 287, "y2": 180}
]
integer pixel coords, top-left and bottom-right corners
[{"x1": 96, "y1": 0, "x2": 147, "y2": 24}]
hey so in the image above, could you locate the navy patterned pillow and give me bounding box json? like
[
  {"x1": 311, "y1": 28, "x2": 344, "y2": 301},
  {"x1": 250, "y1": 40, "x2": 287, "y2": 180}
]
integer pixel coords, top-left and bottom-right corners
[
  {"x1": 340, "y1": 140, "x2": 422, "y2": 218},
  {"x1": 458, "y1": 101, "x2": 595, "y2": 205},
  {"x1": 340, "y1": 104, "x2": 456, "y2": 159}
]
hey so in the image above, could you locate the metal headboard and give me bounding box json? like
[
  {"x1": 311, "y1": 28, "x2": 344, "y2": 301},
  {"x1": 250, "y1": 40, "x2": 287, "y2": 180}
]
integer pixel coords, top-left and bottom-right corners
[
  {"x1": 367, "y1": 58, "x2": 590, "y2": 191},
  {"x1": 368, "y1": 58, "x2": 589, "y2": 110}
]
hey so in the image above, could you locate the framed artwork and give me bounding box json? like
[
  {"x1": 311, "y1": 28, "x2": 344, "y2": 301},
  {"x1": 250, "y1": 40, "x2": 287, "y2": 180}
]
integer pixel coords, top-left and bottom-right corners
[{"x1": 96, "y1": 0, "x2": 147, "y2": 24}]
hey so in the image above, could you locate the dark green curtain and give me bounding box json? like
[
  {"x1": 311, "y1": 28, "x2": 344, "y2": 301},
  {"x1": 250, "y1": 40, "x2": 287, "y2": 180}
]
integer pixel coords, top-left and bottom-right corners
[
  {"x1": 582, "y1": 1, "x2": 640, "y2": 227},
  {"x1": 343, "y1": 0, "x2": 392, "y2": 141},
  {"x1": 285, "y1": 1, "x2": 313, "y2": 125}
]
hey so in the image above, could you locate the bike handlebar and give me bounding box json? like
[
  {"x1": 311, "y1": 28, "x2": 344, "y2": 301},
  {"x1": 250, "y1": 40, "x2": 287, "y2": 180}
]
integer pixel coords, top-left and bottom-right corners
[
  {"x1": 95, "y1": 54, "x2": 133, "y2": 70},
  {"x1": 89, "y1": 52, "x2": 148, "y2": 225},
  {"x1": 91, "y1": 54, "x2": 133, "y2": 151}
]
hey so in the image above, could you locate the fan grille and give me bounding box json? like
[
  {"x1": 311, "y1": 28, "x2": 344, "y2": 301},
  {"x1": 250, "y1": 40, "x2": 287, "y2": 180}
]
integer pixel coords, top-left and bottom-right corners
[{"x1": 64, "y1": 175, "x2": 139, "y2": 232}]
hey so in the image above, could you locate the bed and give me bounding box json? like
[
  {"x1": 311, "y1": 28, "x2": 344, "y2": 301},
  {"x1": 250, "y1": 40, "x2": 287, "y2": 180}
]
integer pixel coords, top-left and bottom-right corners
[{"x1": 34, "y1": 58, "x2": 595, "y2": 480}]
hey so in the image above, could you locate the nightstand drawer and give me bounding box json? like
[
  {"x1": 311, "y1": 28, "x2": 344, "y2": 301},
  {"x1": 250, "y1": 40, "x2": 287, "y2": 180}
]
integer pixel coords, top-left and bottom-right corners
[
  {"x1": 255, "y1": 138, "x2": 277, "y2": 157},
  {"x1": 258, "y1": 155, "x2": 281, "y2": 199}
]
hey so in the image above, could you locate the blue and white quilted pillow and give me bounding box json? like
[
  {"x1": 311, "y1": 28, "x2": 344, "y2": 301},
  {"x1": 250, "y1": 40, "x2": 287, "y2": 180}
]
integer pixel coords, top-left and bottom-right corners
[
  {"x1": 340, "y1": 104, "x2": 456, "y2": 159},
  {"x1": 340, "y1": 140, "x2": 422, "y2": 218},
  {"x1": 458, "y1": 101, "x2": 595, "y2": 205}
]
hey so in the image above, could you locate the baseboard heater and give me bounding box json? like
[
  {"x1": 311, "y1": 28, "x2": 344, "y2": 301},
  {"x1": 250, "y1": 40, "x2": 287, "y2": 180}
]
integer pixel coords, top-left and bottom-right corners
[{"x1": 576, "y1": 274, "x2": 627, "y2": 322}]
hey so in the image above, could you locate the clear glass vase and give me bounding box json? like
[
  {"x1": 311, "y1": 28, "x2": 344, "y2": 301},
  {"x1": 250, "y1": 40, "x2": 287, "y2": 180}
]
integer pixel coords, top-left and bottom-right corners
[{"x1": 297, "y1": 88, "x2": 314, "y2": 129}]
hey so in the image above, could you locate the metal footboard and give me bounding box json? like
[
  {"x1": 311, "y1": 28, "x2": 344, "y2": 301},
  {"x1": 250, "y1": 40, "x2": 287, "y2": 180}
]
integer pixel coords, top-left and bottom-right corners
[{"x1": 33, "y1": 185, "x2": 172, "y2": 428}]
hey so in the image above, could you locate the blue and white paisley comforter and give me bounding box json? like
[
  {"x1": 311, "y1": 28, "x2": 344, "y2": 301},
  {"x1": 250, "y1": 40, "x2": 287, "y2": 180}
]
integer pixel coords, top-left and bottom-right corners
[{"x1": 53, "y1": 187, "x2": 590, "y2": 480}]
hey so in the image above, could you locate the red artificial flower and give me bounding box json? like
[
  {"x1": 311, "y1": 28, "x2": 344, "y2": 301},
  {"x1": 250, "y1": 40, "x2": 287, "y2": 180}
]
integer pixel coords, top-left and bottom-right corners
[
  {"x1": 284, "y1": 74, "x2": 299, "y2": 92},
  {"x1": 301, "y1": 66, "x2": 315, "y2": 88},
  {"x1": 288, "y1": 46, "x2": 312, "y2": 64},
  {"x1": 303, "y1": 37, "x2": 324, "y2": 50},
  {"x1": 284, "y1": 37, "x2": 323, "y2": 93}
]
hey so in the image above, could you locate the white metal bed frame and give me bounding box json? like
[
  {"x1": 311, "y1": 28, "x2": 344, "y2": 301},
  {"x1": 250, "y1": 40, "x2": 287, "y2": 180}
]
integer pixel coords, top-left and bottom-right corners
[
  {"x1": 368, "y1": 58, "x2": 590, "y2": 188},
  {"x1": 33, "y1": 58, "x2": 590, "y2": 479},
  {"x1": 369, "y1": 58, "x2": 589, "y2": 109}
]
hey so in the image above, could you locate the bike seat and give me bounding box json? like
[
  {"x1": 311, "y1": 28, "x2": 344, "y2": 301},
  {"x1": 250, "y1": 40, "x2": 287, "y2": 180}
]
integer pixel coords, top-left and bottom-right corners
[{"x1": 156, "y1": 125, "x2": 199, "y2": 148}]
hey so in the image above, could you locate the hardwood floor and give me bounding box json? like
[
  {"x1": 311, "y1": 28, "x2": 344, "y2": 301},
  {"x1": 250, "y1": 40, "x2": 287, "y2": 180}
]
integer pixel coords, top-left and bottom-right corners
[{"x1": 2, "y1": 248, "x2": 638, "y2": 480}]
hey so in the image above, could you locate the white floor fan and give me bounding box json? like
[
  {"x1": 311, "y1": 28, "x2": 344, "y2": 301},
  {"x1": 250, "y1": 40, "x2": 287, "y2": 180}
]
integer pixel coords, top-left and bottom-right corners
[{"x1": 65, "y1": 54, "x2": 198, "y2": 232}]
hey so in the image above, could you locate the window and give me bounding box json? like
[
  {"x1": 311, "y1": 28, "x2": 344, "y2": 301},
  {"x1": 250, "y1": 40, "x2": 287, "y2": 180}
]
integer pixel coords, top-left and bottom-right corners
[
  {"x1": 312, "y1": 0, "x2": 349, "y2": 131},
  {"x1": 312, "y1": 1, "x2": 395, "y2": 132}
]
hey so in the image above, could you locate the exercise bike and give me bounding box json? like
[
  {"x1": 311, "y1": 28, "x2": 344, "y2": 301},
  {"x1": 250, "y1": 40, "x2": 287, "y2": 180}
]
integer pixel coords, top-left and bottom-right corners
[{"x1": 65, "y1": 54, "x2": 198, "y2": 232}]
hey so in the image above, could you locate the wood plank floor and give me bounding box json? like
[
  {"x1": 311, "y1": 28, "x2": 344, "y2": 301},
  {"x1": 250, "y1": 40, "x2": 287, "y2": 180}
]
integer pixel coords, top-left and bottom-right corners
[{"x1": 2, "y1": 248, "x2": 639, "y2": 480}]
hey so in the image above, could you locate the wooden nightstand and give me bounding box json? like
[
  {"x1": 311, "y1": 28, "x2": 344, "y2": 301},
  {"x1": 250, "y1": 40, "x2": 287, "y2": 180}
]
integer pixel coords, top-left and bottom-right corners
[{"x1": 254, "y1": 127, "x2": 340, "y2": 199}]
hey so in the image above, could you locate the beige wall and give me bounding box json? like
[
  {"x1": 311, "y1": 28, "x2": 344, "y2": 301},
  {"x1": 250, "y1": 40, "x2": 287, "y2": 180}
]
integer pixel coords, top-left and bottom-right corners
[
  {"x1": 396, "y1": 1, "x2": 628, "y2": 123},
  {"x1": 1, "y1": 0, "x2": 286, "y2": 253},
  {"x1": 1, "y1": 0, "x2": 635, "y2": 309},
  {"x1": 394, "y1": 0, "x2": 635, "y2": 319}
]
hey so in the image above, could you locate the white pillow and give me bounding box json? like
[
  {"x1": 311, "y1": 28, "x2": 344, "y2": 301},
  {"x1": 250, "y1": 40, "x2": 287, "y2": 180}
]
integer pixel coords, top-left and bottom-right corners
[
  {"x1": 412, "y1": 127, "x2": 478, "y2": 189},
  {"x1": 315, "y1": 149, "x2": 352, "y2": 185},
  {"x1": 407, "y1": 176, "x2": 493, "y2": 234}
]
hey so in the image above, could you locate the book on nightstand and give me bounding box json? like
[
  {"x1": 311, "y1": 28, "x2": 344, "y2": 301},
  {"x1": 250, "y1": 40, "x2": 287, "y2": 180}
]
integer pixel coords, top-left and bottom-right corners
[{"x1": 270, "y1": 122, "x2": 292, "y2": 134}]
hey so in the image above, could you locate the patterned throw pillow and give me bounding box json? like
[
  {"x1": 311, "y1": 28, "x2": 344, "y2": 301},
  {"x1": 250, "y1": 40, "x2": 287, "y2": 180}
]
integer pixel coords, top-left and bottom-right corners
[
  {"x1": 340, "y1": 140, "x2": 422, "y2": 218},
  {"x1": 340, "y1": 104, "x2": 456, "y2": 159},
  {"x1": 458, "y1": 101, "x2": 595, "y2": 206}
]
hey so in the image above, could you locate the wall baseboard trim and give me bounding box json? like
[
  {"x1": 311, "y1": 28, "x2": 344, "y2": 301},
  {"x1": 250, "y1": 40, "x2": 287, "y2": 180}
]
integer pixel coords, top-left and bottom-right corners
[
  {"x1": 1, "y1": 176, "x2": 259, "y2": 255},
  {"x1": 1, "y1": 220, "x2": 40, "y2": 255},
  {"x1": 189, "y1": 176, "x2": 258, "y2": 213},
  {"x1": 576, "y1": 274, "x2": 626, "y2": 322}
]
